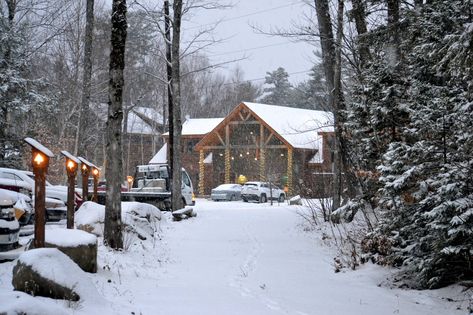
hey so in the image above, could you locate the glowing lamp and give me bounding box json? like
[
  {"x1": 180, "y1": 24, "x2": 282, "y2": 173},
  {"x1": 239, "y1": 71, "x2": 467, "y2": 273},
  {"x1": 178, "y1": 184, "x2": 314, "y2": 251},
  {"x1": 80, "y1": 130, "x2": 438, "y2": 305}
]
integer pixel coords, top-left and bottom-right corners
[
  {"x1": 24, "y1": 137, "x2": 54, "y2": 248},
  {"x1": 78, "y1": 157, "x2": 94, "y2": 202},
  {"x1": 33, "y1": 152, "x2": 46, "y2": 166},
  {"x1": 127, "y1": 175, "x2": 133, "y2": 184},
  {"x1": 92, "y1": 168, "x2": 99, "y2": 177},
  {"x1": 126, "y1": 176, "x2": 133, "y2": 191},
  {"x1": 61, "y1": 151, "x2": 80, "y2": 229}
]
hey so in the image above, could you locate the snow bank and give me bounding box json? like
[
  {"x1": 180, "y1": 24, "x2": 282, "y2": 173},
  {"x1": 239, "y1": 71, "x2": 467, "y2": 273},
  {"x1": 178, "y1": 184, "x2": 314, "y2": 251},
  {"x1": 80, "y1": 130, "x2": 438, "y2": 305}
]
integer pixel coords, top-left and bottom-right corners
[
  {"x1": 45, "y1": 229, "x2": 97, "y2": 247},
  {"x1": 0, "y1": 291, "x2": 67, "y2": 315}
]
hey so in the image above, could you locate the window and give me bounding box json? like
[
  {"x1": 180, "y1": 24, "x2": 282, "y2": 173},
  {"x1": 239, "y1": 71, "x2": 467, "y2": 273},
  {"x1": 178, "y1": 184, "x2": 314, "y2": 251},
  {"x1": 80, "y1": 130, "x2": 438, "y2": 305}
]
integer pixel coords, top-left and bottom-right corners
[
  {"x1": 186, "y1": 139, "x2": 199, "y2": 153},
  {"x1": 0, "y1": 172, "x2": 23, "y2": 182},
  {"x1": 182, "y1": 171, "x2": 191, "y2": 187}
]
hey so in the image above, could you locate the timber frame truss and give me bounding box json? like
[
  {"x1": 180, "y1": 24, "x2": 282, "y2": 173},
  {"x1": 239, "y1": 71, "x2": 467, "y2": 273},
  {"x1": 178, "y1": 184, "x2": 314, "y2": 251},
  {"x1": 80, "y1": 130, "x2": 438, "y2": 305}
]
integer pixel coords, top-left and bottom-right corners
[{"x1": 195, "y1": 102, "x2": 294, "y2": 196}]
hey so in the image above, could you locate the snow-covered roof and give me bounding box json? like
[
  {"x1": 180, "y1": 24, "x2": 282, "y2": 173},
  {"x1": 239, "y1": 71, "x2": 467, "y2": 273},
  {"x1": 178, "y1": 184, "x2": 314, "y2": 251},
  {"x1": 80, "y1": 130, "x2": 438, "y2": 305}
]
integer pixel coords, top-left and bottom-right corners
[
  {"x1": 149, "y1": 143, "x2": 167, "y2": 164},
  {"x1": 243, "y1": 102, "x2": 333, "y2": 149},
  {"x1": 163, "y1": 118, "x2": 224, "y2": 137},
  {"x1": 24, "y1": 138, "x2": 54, "y2": 157}
]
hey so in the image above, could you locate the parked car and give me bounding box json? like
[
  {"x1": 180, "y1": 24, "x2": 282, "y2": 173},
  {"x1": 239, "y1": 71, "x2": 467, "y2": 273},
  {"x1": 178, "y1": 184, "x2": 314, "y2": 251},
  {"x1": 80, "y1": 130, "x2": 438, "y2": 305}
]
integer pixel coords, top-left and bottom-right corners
[
  {"x1": 211, "y1": 184, "x2": 242, "y2": 201},
  {"x1": 241, "y1": 181, "x2": 286, "y2": 203},
  {"x1": 0, "y1": 189, "x2": 21, "y2": 251},
  {"x1": 0, "y1": 177, "x2": 66, "y2": 222},
  {"x1": 0, "y1": 168, "x2": 82, "y2": 209},
  {"x1": 0, "y1": 188, "x2": 34, "y2": 226}
]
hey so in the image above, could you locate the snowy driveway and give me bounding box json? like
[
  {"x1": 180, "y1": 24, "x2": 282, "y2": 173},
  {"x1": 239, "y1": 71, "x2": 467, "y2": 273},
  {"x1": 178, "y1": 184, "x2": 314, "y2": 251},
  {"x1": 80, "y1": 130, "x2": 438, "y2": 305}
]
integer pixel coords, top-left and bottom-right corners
[
  {"x1": 0, "y1": 199, "x2": 465, "y2": 314},
  {"x1": 101, "y1": 199, "x2": 463, "y2": 315}
]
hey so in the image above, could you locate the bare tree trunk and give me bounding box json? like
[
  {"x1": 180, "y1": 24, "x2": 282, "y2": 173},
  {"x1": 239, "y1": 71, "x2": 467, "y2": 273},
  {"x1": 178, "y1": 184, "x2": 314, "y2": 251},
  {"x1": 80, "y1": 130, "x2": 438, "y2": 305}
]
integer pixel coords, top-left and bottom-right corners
[
  {"x1": 171, "y1": 0, "x2": 183, "y2": 211},
  {"x1": 164, "y1": 0, "x2": 174, "y2": 196},
  {"x1": 104, "y1": 0, "x2": 127, "y2": 249},
  {"x1": 387, "y1": 0, "x2": 401, "y2": 63},
  {"x1": 75, "y1": 0, "x2": 95, "y2": 156},
  {"x1": 313, "y1": 0, "x2": 343, "y2": 211},
  {"x1": 332, "y1": 0, "x2": 345, "y2": 210},
  {"x1": 351, "y1": 0, "x2": 371, "y2": 68}
]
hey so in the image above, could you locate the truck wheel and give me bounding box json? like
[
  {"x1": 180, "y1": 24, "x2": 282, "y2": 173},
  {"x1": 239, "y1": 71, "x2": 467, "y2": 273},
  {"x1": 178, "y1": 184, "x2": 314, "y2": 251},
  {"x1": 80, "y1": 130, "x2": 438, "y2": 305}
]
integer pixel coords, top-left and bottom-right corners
[
  {"x1": 260, "y1": 194, "x2": 267, "y2": 203},
  {"x1": 242, "y1": 197, "x2": 248, "y2": 202},
  {"x1": 278, "y1": 194, "x2": 285, "y2": 202}
]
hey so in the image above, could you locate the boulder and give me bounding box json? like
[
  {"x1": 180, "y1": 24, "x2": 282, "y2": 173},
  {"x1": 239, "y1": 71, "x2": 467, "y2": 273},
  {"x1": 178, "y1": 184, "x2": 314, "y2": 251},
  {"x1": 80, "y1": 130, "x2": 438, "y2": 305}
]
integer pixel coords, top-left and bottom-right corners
[
  {"x1": 44, "y1": 229, "x2": 98, "y2": 273},
  {"x1": 12, "y1": 248, "x2": 95, "y2": 301},
  {"x1": 289, "y1": 195, "x2": 303, "y2": 205}
]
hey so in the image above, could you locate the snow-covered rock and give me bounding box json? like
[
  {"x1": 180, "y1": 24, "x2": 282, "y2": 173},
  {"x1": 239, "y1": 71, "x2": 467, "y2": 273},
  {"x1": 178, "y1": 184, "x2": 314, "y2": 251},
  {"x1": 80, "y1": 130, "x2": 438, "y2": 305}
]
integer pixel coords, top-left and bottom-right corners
[
  {"x1": 12, "y1": 248, "x2": 101, "y2": 302},
  {"x1": 44, "y1": 229, "x2": 98, "y2": 273},
  {"x1": 289, "y1": 195, "x2": 302, "y2": 205},
  {"x1": 75, "y1": 201, "x2": 163, "y2": 241}
]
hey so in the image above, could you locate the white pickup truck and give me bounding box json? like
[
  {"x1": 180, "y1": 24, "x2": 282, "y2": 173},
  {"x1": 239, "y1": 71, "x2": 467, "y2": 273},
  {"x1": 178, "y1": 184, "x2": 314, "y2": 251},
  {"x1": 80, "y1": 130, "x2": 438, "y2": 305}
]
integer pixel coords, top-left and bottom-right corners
[{"x1": 96, "y1": 164, "x2": 195, "y2": 210}]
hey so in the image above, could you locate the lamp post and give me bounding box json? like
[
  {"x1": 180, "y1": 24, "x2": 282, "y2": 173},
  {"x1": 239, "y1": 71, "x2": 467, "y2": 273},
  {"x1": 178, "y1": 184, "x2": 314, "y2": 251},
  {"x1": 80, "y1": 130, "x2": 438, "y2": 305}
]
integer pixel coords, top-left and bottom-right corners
[
  {"x1": 92, "y1": 167, "x2": 100, "y2": 202},
  {"x1": 78, "y1": 157, "x2": 92, "y2": 202},
  {"x1": 61, "y1": 151, "x2": 79, "y2": 229},
  {"x1": 24, "y1": 138, "x2": 54, "y2": 248}
]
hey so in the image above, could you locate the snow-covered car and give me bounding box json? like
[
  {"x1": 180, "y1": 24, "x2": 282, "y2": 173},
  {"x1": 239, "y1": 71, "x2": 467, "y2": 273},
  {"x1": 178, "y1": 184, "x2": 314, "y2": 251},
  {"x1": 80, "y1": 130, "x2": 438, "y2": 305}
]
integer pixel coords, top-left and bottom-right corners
[
  {"x1": 0, "y1": 168, "x2": 83, "y2": 208},
  {"x1": 0, "y1": 176, "x2": 66, "y2": 222},
  {"x1": 0, "y1": 189, "x2": 21, "y2": 251},
  {"x1": 0, "y1": 188, "x2": 34, "y2": 226},
  {"x1": 210, "y1": 184, "x2": 242, "y2": 201},
  {"x1": 241, "y1": 181, "x2": 286, "y2": 203}
]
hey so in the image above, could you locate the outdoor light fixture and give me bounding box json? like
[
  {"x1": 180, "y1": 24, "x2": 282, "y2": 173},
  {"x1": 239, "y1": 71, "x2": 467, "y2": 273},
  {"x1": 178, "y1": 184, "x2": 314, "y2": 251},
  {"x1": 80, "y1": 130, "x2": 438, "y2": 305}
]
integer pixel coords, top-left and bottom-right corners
[
  {"x1": 239, "y1": 153, "x2": 243, "y2": 157},
  {"x1": 24, "y1": 138, "x2": 54, "y2": 248},
  {"x1": 61, "y1": 151, "x2": 79, "y2": 229},
  {"x1": 91, "y1": 167, "x2": 100, "y2": 202},
  {"x1": 33, "y1": 152, "x2": 46, "y2": 166},
  {"x1": 231, "y1": 156, "x2": 234, "y2": 160},
  {"x1": 219, "y1": 153, "x2": 223, "y2": 157},
  {"x1": 246, "y1": 151, "x2": 250, "y2": 155},
  {"x1": 280, "y1": 153, "x2": 285, "y2": 157},
  {"x1": 127, "y1": 176, "x2": 134, "y2": 191},
  {"x1": 78, "y1": 157, "x2": 94, "y2": 202}
]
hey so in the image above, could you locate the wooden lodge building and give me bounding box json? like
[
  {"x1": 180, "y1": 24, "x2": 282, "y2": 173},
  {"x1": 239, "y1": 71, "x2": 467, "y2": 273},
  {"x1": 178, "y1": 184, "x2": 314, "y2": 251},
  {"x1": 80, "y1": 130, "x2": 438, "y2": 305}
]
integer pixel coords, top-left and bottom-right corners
[{"x1": 149, "y1": 102, "x2": 335, "y2": 197}]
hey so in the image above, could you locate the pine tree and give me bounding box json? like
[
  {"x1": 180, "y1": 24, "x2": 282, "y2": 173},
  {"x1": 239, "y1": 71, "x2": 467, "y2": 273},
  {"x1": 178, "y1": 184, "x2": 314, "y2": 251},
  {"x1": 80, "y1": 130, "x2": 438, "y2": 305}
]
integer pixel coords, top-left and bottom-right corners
[
  {"x1": 261, "y1": 67, "x2": 293, "y2": 105},
  {"x1": 348, "y1": 0, "x2": 473, "y2": 288}
]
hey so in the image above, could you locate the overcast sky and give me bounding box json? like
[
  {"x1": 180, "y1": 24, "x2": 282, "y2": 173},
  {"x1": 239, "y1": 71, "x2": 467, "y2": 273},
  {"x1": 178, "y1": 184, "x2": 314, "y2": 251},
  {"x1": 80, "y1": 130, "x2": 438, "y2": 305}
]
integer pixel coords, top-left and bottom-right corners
[{"x1": 181, "y1": 0, "x2": 317, "y2": 84}]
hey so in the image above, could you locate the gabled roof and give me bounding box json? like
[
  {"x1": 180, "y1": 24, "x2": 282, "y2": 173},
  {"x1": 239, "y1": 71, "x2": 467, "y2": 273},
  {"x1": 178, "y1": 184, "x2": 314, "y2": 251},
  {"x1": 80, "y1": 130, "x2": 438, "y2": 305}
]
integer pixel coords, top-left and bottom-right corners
[
  {"x1": 149, "y1": 143, "x2": 167, "y2": 164},
  {"x1": 196, "y1": 102, "x2": 334, "y2": 150},
  {"x1": 163, "y1": 117, "x2": 224, "y2": 137}
]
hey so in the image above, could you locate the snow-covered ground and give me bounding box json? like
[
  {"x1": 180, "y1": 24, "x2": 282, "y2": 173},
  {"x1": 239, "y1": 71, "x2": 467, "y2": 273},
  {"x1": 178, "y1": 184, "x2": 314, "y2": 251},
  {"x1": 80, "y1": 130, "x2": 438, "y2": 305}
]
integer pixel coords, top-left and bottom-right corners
[{"x1": 0, "y1": 199, "x2": 469, "y2": 314}]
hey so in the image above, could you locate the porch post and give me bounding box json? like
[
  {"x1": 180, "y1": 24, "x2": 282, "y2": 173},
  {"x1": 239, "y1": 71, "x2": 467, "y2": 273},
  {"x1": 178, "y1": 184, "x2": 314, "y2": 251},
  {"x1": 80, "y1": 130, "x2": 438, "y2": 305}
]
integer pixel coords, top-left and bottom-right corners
[
  {"x1": 259, "y1": 149, "x2": 265, "y2": 181},
  {"x1": 287, "y1": 147, "x2": 293, "y2": 196},
  {"x1": 198, "y1": 149, "x2": 205, "y2": 195},
  {"x1": 225, "y1": 125, "x2": 231, "y2": 183},
  {"x1": 225, "y1": 148, "x2": 231, "y2": 183},
  {"x1": 259, "y1": 123, "x2": 265, "y2": 181}
]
